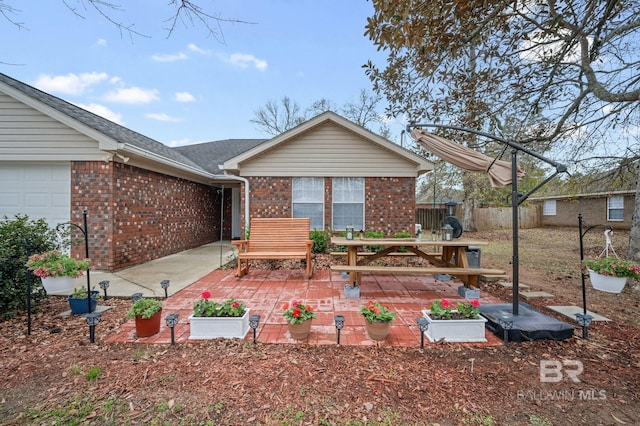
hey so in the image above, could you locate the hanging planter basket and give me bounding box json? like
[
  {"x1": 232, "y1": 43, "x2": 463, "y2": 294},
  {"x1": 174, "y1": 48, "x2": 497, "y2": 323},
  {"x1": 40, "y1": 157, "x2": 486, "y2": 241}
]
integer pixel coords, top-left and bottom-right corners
[{"x1": 588, "y1": 269, "x2": 627, "y2": 294}]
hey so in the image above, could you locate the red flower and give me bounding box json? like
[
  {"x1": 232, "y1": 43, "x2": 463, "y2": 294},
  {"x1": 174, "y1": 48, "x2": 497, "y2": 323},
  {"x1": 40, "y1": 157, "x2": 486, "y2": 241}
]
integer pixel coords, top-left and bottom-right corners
[
  {"x1": 373, "y1": 307, "x2": 380, "y2": 314},
  {"x1": 232, "y1": 301, "x2": 239, "y2": 308},
  {"x1": 282, "y1": 302, "x2": 289, "y2": 310},
  {"x1": 441, "y1": 299, "x2": 451, "y2": 308},
  {"x1": 292, "y1": 307, "x2": 301, "y2": 317},
  {"x1": 305, "y1": 305, "x2": 313, "y2": 312},
  {"x1": 201, "y1": 290, "x2": 211, "y2": 299},
  {"x1": 470, "y1": 299, "x2": 480, "y2": 308}
]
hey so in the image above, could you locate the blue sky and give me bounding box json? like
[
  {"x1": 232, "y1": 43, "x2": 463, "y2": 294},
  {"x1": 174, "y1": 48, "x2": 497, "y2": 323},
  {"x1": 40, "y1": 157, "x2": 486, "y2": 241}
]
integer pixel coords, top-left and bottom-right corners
[{"x1": 1, "y1": 1, "x2": 397, "y2": 146}]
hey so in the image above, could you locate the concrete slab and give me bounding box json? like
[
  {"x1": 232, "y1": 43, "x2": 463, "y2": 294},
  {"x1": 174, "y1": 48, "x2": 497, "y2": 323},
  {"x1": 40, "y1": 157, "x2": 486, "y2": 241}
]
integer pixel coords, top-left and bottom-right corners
[
  {"x1": 59, "y1": 305, "x2": 113, "y2": 318},
  {"x1": 520, "y1": 291, "x2": 555, "y2": 299},
  {"x1": 50, "y1": 241, "x2": 236, "y2": 299},
  {"x1": 498, "y1": 282, "x2": 530, "y2": 290},
  {"x1": 547, "y1": 305, "x2": 611, "y2": 322}
]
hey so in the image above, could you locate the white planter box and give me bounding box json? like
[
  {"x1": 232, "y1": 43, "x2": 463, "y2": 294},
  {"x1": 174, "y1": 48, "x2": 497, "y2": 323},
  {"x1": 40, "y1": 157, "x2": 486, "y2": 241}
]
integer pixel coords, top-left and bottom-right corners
[
  {"x1": 421, "y1": 309, "x2": 487, "y2": 342},
  {"x1": 188, "y1": 309, "x2": 250, "y2": 340}
]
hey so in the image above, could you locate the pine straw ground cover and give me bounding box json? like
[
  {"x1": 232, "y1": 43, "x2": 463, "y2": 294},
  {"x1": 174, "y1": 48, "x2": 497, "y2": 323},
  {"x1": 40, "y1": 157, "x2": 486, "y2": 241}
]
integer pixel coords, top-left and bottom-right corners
[{"x1": 0, "y1": 228, "x2": 639, "y2": 425}]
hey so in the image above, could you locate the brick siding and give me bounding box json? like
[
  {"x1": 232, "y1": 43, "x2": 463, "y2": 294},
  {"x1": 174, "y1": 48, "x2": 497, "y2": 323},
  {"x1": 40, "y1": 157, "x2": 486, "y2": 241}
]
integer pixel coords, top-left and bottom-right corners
[
  {"x1": 540, "y1": 195, "x2": 634, "y2": 229},
  {"x1": 71, "y1": 161, "x2": 221, "y2": 271},
  {"x1": 243, "y1": 176, "x2": 416, "y2": 236}
]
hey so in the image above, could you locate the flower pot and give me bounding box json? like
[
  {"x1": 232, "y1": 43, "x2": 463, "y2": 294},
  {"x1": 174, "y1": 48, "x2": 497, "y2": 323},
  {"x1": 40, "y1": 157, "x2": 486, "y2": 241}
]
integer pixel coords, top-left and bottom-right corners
[
  {"x1": 365, "y1": 320, "x2": 391, "y2": 341},
  {"x1": 41, "y1": 276, "x2": 75, "y2": 294},
  {"x1": 135, "y1": 309, "x2": 162, "y2": 338},
  {"x1": 188, "y1": 309, "x2": 251, "y2": 340},
  {"x1": 422, "y1": 309, "x2": 487, "y2": 342},
  {"x1": 588, "y1": 269, "x2": 627, "y2": 293},
  {"x1": 68, "y1": 291, "x2": 99, "y2": 314},
  {"x1": 288, "y1": 319, "x2": 312, "y2": 340}
]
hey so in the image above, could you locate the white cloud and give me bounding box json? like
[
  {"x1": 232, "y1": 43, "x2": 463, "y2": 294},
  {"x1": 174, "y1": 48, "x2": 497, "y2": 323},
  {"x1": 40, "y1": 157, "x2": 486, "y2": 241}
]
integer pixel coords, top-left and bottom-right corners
[
  {"x1": 32, "y1": 72, "x2": 109, "y2": 96},
  {"x1": 151, "y1": 52, "x2": 188, "y2": 62},
  {"x1": 145, "y1": 113, "x2": 183, "y2": 123},
  {"x1": 228, "y1": 53, "x2": 268, "y2": 71},
  {"x1": 94, "y1": 38, "x2": 107, "y2": 47},
  {"x1": 174, "y1": 91, "x2": 196, "y2": 102},
  {"x1": 103, "y1": 87, "x2": 160, "y2": 104},
  {"x1": 76, "y1": 103, "x2": 123, "y2": 124},
  {"x1": 187, "y1": 43, "x2": 210, "y2": 55},
  {"x1": 520, "y1": 29, "x2": 590, "y2": 64},
  {"x1": 167, "y1": 138, "x2": 193, "y2": 147}
]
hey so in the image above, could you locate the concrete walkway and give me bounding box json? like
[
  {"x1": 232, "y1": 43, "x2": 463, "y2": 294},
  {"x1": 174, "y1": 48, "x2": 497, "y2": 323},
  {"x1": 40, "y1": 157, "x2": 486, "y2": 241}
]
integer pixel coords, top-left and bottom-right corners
[{"x1": 62, "y1": 241, "x2": 236, "y2": 298}]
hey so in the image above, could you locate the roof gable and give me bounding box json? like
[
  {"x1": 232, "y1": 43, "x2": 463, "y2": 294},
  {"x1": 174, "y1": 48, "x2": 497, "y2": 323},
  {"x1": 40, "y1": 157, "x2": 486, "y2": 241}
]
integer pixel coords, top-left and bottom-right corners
[{"x1": 223, "y1": 111, "x2": 432, "y2": 176}]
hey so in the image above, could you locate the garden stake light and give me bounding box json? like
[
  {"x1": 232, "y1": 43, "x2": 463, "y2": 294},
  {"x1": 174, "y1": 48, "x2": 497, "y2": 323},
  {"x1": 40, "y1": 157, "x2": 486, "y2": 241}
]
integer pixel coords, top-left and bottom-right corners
[
  {"x1": 497, "y1": 317, "x2": 514, "y2": 347},
  {"x1": 131, "y1": 292, "x2": 143, "y2": 302},
  {"x1": 165, "y1": 313, "x2": 179, "y2": 345},
  {"x1": 575, "y1": 313, "x2": 593, "y2": 340},
  {"x1": 249, "y1": 314, "x2": 260, "y2": 345},
  {"x1": 86, "y1": 312, "x2": 101, "y2": 343},
  {"x1": 160, "y1": 279, "x2": 170, "y2": 299},
  {"x1": 416, "y1": 317, "x2": 428, "y2": 349},
  {"x1": 334, "y1": 314, "x2": 345, "y2": 345},
  {"x1": 99, "y1": 280, "x2": 110, "y2": 300}
]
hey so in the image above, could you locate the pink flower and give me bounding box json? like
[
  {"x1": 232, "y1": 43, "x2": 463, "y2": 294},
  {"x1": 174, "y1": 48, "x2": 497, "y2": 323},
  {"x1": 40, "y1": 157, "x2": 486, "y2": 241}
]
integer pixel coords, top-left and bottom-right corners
[
  {"x1": 441, "y1": 299, "x2": 451, "y2": 308},
  {"x1": 201, "y1": 290, "x2": 211, "y2": 299},
  {"x1": 470, "y1": 300, "x2": 480, "y2": 308}
]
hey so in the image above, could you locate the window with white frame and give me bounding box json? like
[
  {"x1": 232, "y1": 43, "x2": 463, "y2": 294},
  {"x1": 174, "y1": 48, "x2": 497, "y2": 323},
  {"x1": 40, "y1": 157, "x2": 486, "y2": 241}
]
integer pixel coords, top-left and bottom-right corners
[
  {"x1": 292, "y1": 177, "x2": 324, "y2": 230},
  {"x1": 607, "y1": 196, "x2": 624, "y2": 221},
  {"x1": 543, "y1": 200, "x2": 556, "y2": 216},
  {"x1": 332, "y1": 177, "x2": 364, "y2": 230}
]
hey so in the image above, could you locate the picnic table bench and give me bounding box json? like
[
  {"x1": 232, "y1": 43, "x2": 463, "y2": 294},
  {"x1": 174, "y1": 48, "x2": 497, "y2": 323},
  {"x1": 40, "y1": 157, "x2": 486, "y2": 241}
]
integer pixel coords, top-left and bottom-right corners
[
  {"x1": 330, "y1": 236, "x2": 505, "y2": 288},
  {"x1": 232, "y1": 217, "x2": 313, "y2": 278}
]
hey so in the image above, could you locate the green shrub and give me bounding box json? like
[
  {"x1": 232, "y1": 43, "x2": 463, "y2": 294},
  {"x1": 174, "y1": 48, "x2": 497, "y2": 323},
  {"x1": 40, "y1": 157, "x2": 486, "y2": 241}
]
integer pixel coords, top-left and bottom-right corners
[
  {"x1": 309, "y1": 229, "x2": 329, "y2": 253},
  {"x1": 127, "y1": 298, "x2": 163, "y2": 319},
  {"x1": 0, "y1": 215, "x2": 60, "y2": 319},
  {"x1": 392, "y1": 231, "x2": 413, "y2": 252}
]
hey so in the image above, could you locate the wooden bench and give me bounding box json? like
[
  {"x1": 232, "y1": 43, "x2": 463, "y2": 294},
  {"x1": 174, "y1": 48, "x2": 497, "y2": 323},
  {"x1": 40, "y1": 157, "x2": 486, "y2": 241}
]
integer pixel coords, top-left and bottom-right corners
[
  {"x1": 330, "y1": 265, "x2": 505, "y2": 289},
  {"x1": 232, "y1": 218, "x2": 313, "y2": 278}
]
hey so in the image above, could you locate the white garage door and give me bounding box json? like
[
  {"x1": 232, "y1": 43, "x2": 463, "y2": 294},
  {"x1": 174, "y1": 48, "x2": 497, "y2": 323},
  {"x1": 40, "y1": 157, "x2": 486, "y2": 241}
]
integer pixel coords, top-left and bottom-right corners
[{"x1": 0, "y1": 162, "x2": 70, "y2": 229}]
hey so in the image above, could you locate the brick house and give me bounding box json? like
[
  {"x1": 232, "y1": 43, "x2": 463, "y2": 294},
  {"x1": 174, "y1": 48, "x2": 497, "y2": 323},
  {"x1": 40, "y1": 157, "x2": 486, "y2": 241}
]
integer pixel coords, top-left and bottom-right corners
[
  {"x1": 532, "y1": 190, "x2": 636, "y2": 229},
  {"x1": 0, "y1": 72, "x2": 432, "y2": 271}
]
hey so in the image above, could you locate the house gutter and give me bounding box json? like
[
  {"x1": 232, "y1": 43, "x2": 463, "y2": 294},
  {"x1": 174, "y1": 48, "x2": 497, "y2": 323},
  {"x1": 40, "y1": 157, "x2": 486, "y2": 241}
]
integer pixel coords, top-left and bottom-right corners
[
  {"x1": 211, "y1": 172, "x2": 250, "y2": 234},
  {"x1": 116, "y1": 143, "x2": 212, "y2": 178}
]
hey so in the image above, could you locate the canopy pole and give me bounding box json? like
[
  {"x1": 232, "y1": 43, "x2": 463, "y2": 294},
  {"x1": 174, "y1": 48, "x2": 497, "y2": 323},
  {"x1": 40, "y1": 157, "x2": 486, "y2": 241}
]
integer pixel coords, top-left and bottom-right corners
[{"x1": 407, "y1": 122, "x2": 568, "y2": 315}]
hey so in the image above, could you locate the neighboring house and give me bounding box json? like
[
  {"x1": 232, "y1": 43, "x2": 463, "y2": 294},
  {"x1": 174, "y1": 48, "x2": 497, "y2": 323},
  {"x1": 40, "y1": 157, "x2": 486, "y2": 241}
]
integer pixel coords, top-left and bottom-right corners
[
  {"x1": 0, "y1": 72, "x2": 432, "y2": 271},
  {"x1": 531, "y1": 190, "x2": 636, "y2": 229}
]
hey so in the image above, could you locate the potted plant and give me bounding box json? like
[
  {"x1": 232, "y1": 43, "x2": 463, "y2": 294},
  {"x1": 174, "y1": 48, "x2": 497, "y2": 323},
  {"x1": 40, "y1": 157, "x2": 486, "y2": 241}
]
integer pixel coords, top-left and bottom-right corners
[
  {"x1": 282, "y1": 300, "x2": 317, "y2": 340},
  {"x1": 127, "y1": 298, "x2": 163, "y2": 338},
  {"x1": 421, "y1": 299, "x2": 487, "y2": 342},
  {"x1": 68, "y1": 287, "x2": 99, "y2": 314},
  {"x1": 188, "y1": 291, "x2": 250, "y2": 339},
  {"x1": 359, "y1": 300, "x2": 396, "y2": 341},
  {"x1": 582, "y1": 256, "x2": 640, "y2": 293},
  {"x1": 26, "y1": 250, "x2": 91, "y2": 294}
]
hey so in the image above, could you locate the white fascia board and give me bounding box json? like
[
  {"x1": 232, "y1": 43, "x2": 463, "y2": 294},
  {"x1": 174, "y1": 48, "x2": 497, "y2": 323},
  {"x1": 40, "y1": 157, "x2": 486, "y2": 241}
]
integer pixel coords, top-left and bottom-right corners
[{"x1": 120, "y1": 143, "x2": 213, "y2": 179}]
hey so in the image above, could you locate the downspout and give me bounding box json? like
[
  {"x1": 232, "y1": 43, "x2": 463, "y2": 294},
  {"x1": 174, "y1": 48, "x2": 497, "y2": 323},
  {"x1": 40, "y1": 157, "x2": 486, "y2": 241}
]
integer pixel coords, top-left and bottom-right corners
[{"x1": 211, "y1": 172, "x2": 250, "y2": 235}]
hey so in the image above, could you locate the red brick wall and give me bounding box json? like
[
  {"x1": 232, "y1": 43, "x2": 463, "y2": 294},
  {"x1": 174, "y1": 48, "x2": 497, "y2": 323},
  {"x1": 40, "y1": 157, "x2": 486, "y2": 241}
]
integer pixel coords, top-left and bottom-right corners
[
  {"x1": 71, "y1": 161, "x2": 221, "y2": 271},
  {"x1": 540, "y1": 195, "x2": 634, "y2": 229},
  {"x1": 365, "y1": 177, "x2": 416, "y2": 235},
  {"x1": 243, "y1": 176, "x2": 416, "y2": 236}
]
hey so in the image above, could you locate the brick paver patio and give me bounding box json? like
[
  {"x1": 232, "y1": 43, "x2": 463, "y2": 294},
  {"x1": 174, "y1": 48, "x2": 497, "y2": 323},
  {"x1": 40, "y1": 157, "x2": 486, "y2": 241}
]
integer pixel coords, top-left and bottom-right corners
[{"x1": 106, "y1": 269, "x2": 503, "y2": 347}]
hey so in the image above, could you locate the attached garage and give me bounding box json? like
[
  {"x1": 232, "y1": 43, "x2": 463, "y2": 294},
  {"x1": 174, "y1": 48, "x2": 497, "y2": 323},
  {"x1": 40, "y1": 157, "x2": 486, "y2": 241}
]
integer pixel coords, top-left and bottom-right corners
[{"x1": 0, "y1": 162, "x2": 70, "y2": 228}]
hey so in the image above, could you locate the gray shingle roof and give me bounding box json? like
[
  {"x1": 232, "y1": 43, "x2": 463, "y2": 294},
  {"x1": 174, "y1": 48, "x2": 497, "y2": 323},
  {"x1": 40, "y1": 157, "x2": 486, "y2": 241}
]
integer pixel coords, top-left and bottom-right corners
[
  {"x1": 0, "y1": 72, "x2": 206, "y2": 172},
  {"x1": 175, "y1": 139, "x2": 268, "y2": 174}
]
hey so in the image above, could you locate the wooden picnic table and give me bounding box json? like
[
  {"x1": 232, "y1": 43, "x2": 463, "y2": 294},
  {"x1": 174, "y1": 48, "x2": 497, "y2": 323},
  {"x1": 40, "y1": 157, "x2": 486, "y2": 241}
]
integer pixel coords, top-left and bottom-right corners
[{"x1": 330, "y1": 237, "x2": 503, "y2": 288}]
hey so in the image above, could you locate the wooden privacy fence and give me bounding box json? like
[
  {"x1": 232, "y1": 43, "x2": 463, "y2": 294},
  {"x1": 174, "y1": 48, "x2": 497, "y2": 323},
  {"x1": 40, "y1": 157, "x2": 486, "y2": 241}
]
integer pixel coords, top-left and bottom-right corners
[{"x1": 415, "y1": 205, "x2": 540, "y2": 231}]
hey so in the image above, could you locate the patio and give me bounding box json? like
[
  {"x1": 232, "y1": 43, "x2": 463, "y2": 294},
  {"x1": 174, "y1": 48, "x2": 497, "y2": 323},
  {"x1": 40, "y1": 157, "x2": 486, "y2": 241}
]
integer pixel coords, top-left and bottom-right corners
[{"x1": 105, "y1": 269, "x2": 503, "y2": 346}]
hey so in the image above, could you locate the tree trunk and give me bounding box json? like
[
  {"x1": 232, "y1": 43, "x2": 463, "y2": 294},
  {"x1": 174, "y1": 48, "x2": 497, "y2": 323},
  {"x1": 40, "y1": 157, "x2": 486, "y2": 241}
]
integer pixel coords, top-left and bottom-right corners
[{"x1": 627, "y1": 170, "x2": 640, "y2": 263}]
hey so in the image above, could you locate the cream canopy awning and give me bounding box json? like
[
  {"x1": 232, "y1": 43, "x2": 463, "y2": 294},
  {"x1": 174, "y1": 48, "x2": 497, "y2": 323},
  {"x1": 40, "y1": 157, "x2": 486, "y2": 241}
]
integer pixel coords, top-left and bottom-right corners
[{"x1": 411, "y1": 129, "x2": 525, "y2": 188}]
